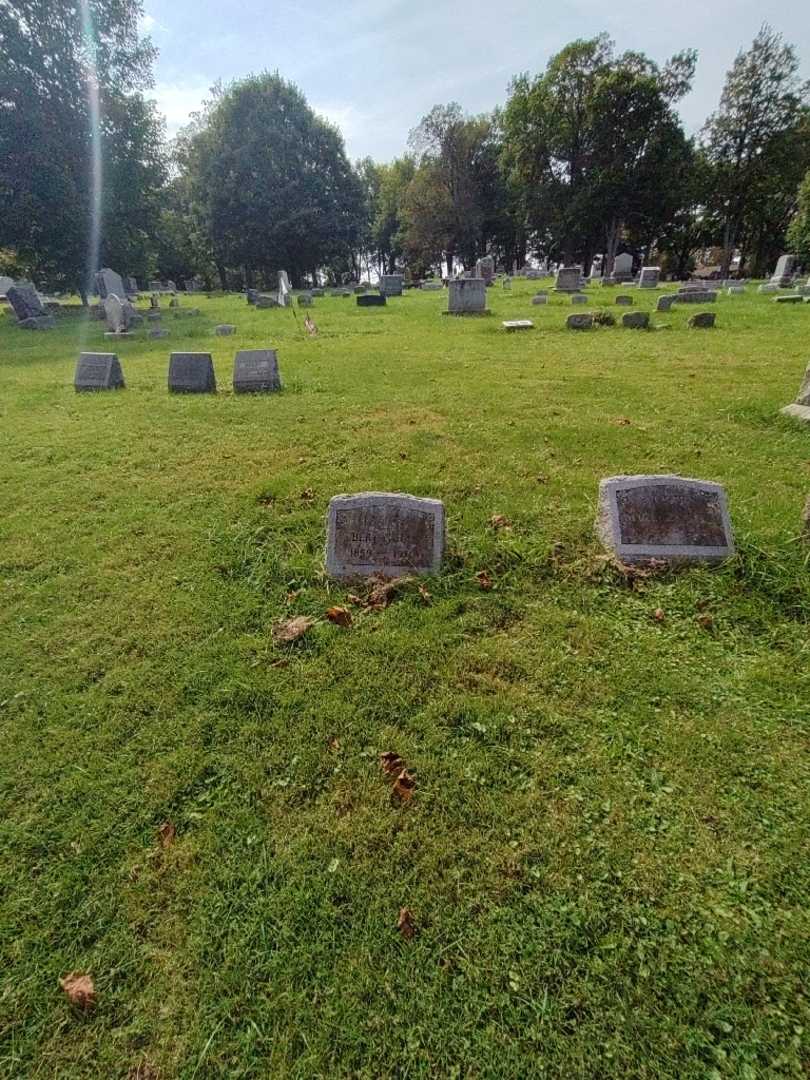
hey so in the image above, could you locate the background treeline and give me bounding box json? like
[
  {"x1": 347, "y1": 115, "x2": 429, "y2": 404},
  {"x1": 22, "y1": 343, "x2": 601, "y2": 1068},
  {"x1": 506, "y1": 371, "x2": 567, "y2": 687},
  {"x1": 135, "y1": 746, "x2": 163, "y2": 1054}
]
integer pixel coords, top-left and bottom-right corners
[{"x1": 2, "y1": 1, "x2": 810, "y2": 296}]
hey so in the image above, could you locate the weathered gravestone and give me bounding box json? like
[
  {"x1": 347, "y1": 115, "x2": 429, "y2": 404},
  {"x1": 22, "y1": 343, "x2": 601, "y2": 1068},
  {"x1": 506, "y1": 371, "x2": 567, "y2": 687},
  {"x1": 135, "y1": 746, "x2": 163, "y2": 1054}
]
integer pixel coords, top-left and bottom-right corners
[
  {"x1": 615, "y1": 295, "x2": 633, "y2": 305},
  {"x1": 95, "y1": 267, "x2": 127, "y2": 300},
  {"x1": 597, "y1": 475, "x2": 734, "y2": 565},
  {"x1": 727, "y1": 285, "x2": 745, "y2": 295},
  {"x1": 446, "y1": 278, "x2": 488, "y2": 314},
  {"x1": 676, "y1": 289, "x2": 717, "y2": 304},
  {"x1": 774, "y1": 295, "x2": 803, "y2": 304},
  {"x1": 233, "y1": 349, "x2": 281, "y2": 393},
  {"x1": 770, "y1": 254, "x2": 796, "y2": 287},
  {"x1": 149, "y1": 328, "x2": 169, "y2": 339},
  {"x1": 357, "y1": 294, "x2": 386, "y2": 307},
  {"x1": 6, "y1": 283, "x2": 50, "y2": 327},
  {"x1": 780, "y1": 362, "x2": 810, "y2": 424},
  {"x1": 0, "y1": 276, "x2": 14, "y2": 298},
  {"x1": 277, "y1": 270, "x2": 292, "y2": 307},
  {"x1": 503, "y1": 320, "x2": 534, "y2": 331},
  {"x1": 571, "y1": 293, "x2": 588, "y2": 304},
  {"x1": 758, "y1": 283, "x2": 779, "y2": 294},
  {"x1": 168, "y1": 352, "x2": 216, "y2": 393},
  {"x1": 622, "y1": 311, "x2": 649, "y2": 329},
  {"x1": 353, "y1": 285, "x2": 367, "y2": 294},
  {"x1": 638, "y1": 267, "x2": 660, "y2": 289},
  {"x1": 420, "y1": 281, "x2": 443, "y2": 291},
  {"x1": 104, "y1": 295, "x2": 131, "y2": 336},
  {"x1": 531, "y1": 294, "x2": 548, "y2": 305},
  {"x1": 215, "y1": 324, "x2": 236, "y2": 335},
  {"x1": 657, "y1": 295, "x2": 675, "y2": 312},
  {"x1": 311, "y1": 288, "x2": 325, "y2": 297},
  {"x1": 567, "y1": 313, "x2": 593, "y2": 330},
  {"x1": 297, "y1": 293, "x2": 313, "y2": 307},
  {"x1": 475, "y1": 255, "x2": 495, "y2": 284},
  {"x1": 689, "y1": 312, "x2": 716, "y2": 328},
  {"x1": 325, "y1": 493, "x2": 445, "y2": 579},
  {"x1": 502, "y1": 277, "x2": 512, "y2": 290},
  {"x1": 246, "y1": 289, "x2": 259, "y2": 305},
  {"x1": 611, "y1": 253, "x2": 634, "y2": 282},
  {"x1": 255, "y1": 295, "x2": 279, "y2": 309},
  {"x1": 379, "y1": 275, "x2": 404, "y2": 297},
  {"x1": 74, "y1": 352, "x2": 125, "y2": 392},
  {"x1": 126, "y1": 276, "x2": 138, "y2": 294},
  {"x1": 555, "y1": 267, "x2": 581, "y2": 292}
]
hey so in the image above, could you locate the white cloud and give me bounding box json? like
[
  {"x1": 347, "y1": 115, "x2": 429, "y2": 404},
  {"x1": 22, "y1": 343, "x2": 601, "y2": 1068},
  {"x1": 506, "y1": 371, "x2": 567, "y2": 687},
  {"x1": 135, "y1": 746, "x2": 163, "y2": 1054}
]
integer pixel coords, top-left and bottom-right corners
[
  {"x1": 312, "y1": 102, "x2": 375, "y2": 158},
  {"x1": 150, "y1": 82, "x2": 211, "y2": 137},
  {"x1": 139, "y1": 12, "x2": 168, "y2": 35}
]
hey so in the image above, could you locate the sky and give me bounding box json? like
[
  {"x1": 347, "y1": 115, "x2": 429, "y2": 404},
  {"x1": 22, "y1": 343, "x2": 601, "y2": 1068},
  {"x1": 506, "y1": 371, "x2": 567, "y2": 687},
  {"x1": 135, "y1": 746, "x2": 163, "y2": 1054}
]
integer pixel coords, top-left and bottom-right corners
[{"x1": 143, "y1": 0, "x2": 810, "y2": 161}]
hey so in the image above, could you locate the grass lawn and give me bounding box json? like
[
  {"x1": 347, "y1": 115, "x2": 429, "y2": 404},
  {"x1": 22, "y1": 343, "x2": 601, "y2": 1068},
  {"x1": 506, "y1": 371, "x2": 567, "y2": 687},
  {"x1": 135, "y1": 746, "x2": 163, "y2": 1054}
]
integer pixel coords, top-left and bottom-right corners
[{"x1": 1, "y1": 280, "x2": 809, "y2": 1078}]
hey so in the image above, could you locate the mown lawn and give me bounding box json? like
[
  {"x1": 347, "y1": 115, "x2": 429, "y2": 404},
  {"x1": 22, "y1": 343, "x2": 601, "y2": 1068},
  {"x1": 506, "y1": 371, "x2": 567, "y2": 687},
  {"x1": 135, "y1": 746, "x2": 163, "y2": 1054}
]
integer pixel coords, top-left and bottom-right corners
[{"x1": 1, "y1": 280, "x2": 809, "y2": 1079}]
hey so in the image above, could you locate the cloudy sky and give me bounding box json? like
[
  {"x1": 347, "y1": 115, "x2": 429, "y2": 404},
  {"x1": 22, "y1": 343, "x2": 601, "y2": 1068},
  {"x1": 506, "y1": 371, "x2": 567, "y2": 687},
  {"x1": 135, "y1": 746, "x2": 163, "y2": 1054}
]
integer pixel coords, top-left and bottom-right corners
[{"x1": 143, "y1": 0, "x2": 810, "y2": 161}]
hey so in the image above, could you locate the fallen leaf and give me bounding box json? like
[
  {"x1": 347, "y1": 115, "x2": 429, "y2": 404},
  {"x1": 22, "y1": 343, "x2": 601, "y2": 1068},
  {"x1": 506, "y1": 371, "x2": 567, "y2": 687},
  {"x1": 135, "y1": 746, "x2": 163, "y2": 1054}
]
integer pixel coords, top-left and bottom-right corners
[
  {"x1": 285, "y1": 590, "x2": 301, "y2": 605},
  {"x1": 328, "y1": 736, "x2": 341, "y2": 752},
  {"x1": 652, "y1": 608, "x2": 665, "y2": 622},
  {"x1": 418, "y1": 584, "x2": 432, "y2": 604},
  {"x1": 59, "y1": 972, "x2": 95, "y2": 1010},
  {"x1": 614, "y1": 416, "x2": 632, "y2": 426},
  {"x1": 697, "y1": 613, "x2": 715, "y2": 631},
  {"x1": 157, "y1": 821, "x2": 176, "y2": 848},
  {"x1": 392, "y1": 768, "x2": 416, "y2": 804},
  {"x1": 346, "y1": 593, "x2": 364, "y2": 606},
  {"x1": 127, "y1": 1063, "x2": 161, "y2": 1080},
  {"x1": 326, "y1": 606, "x2": 352, "y2": 627},
  {"x1": 366, "y1": 575, "x2": 414, "y2": 610},
  {"x1": 300, "y1": 488, "x2": 315, "y2": 501},
  {"x1": 476, "y1": 570, "x2": 493, "y2": 591},
  {"x1": 272, "y1": 615, "x2": 315, "y2": 644},
  {"x1": 380, "y1": 750, "x2": 406, "y2": 777},
  {"x1": 397, "y1": 907, "x2": 416, "y2": 941},
  {"x1": 490, "y1": 513, "x2": 511, "y2": 530}
]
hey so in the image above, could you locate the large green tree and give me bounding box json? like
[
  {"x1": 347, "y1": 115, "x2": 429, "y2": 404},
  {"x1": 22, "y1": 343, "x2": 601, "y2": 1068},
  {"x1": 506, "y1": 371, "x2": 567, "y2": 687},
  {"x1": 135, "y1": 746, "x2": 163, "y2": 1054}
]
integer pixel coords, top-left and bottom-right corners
[
  {"x1": 702, "y1": 24, "x2": 810, "y2": 278},
  {"x1": 787, "y1": 168, "x2": 810, "y2": 266},
  {"x1": 0, "y1": 0, "x2": 163, "y2": 299},
  {"x1": 181, "y1": 73, "x2": 365, "y2": 288}
]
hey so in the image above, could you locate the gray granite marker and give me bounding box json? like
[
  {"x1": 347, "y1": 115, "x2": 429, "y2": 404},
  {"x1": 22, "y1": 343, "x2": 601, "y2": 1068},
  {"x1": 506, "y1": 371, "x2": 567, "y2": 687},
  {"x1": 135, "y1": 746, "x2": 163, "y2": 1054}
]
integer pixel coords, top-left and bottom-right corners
[
  {"x1": 615, "y1": 295, "x2": 633, "y2": 305},
  {"x1": 597, "y1": 475, "x2": 734, "y2": 565},
  {"x1": 325, "y1": 492, "x2": 445, "y2": 579},
  {"x1": 357, "y1": 294, "x2": 386, "y2": 307},
  {"x1": 780, "y1": 362, "x2": 810, "y2": 424},
  {"x1": 567, "y1": 313, "x2": 593, "y2": 330},
  {"x1": 168, "y1": 352, "x2": 216, "y2": 393},
  {"x1": 688, "y1": 312, "x2": 716, "y2": 328},
  {"x1": 657, "y1": 295, "x2": 675, "y2": 312},
  {"x1": 233, "y1": 349, "x2": 281, "y2": 393},
  {"x1": 74, "y1": 352, "x2": 125, "y2": 391},
  {"x1": 622, "y1": 311, "x2": 649, "y2": 329},
  {"x1": 446, "y1": 278, "x2": 488, "y2": 314},
  {"x1": 215, "y1": 324, "x2": 236, "y2": 335}
]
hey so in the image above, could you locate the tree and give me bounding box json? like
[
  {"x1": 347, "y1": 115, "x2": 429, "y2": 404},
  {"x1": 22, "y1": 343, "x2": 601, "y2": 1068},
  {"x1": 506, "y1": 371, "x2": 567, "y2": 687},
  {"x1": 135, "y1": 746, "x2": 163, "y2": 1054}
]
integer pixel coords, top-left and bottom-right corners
[
  {"x1": 787, "y1": 169, "x2": 810, "y2": 266},
  {"x1": 702, "y1": 24, "x2": 810, "y2": 278},
  {"x1": 369, "y1": 157, "x2": 415, "y2": 275},
  {"x1": 0, "y1": 0, "x2": 162, "y2": 299},
  {"x1": 181, "y1": 72, "x2": 365, "y2": 288}
]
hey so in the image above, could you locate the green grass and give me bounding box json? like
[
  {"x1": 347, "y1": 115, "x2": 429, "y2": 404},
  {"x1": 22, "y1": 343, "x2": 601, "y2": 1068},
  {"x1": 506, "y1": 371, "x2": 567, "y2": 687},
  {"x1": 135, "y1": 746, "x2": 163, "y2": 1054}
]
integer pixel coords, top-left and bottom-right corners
[{"x1": 1, "y1": 281, "x2": 809, "y2": 1078}]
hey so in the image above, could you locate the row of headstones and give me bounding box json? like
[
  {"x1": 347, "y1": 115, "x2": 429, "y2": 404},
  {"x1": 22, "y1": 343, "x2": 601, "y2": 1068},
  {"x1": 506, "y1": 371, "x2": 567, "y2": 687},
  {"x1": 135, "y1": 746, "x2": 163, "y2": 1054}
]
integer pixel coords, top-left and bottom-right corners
[
  {"x1": 322, "y1": 478, "x2": 735, "y2": 579},
  {"x1": 74, "y1": 351, "x2": 281, "y2": 393}
]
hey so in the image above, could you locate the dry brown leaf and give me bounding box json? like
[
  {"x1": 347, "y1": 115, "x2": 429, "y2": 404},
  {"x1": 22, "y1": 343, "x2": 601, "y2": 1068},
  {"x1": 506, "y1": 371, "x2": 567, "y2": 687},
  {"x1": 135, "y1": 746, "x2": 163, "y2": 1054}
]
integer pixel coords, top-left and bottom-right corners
[
  {"x1": 490, "y1": 513, "x2": 511, "y2": 530},
  {"x1": 157, "y1": 821, "x2": 176, "y2": 848},
  {"x1": 285, "y1": 590, "x2": 301, "y2": 605},
  {"x1": 392, "y1": 769, "x2": 416, "y2": 804},
  {"x1": 326, "y1": 606, "x2": 352, "y2": 628},
  {"x1": 346, "y1": 593, "x2": 364, "y2": 606},
  {"x1": 380, "y1": 750, "x2": 405, "y2": 777},
  {"x1": 300, "y1": 488, "x2": 315, "y2": 501},
  {"x1": 328, "y1": 736, "x2": 341, "y2": 752},
  {"x1": 697, "y1": 613, "x2": 715, "y2": 631},
  {"x1": 417, "y1": 584, "x2": 432, "y2": 604},
  {"x1": 476, "y1": 570, "x2": 493, "y2": 591},
  {"x1": 127, "y1": 1063, "x2": 161, "y2": 1080},
  {"x1": 59, "y1": 972, "x2": 95, "y2": 1010},
  {"x1": 614, "y1": 416, "x2": 632, "y2": 426},
  {"x1": 397, "y1": 907, "x2": 416, "y2": 941},
  {"x1": 366, "y1": 575, "x2": 414, "y2": 610},
  {"x1": 272, "y1": 615, "x2": 315, "y2": 644},
  {"x1": 652, "y1": 608, "x2": 665, "y2": 622}
]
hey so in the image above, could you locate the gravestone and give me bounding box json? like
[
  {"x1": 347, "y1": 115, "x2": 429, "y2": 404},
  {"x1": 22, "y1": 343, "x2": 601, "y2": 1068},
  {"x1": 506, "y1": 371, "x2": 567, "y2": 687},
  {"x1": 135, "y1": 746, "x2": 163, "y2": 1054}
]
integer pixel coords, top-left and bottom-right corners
[
  {"x1": 525, "y1": 268, "x2": 543, "y2": 280},
  {"x1": 758, "y1": 283, "x2": 779, "y2": 294},
  {"x1": 555, "y1": 267, "x2": 581, "y2": 292},
  {"x1": 6, "y1": 283, "x2": 46, "y2": 322},
  {"x1": 503, "y1": 320, "x2": 533, "y2": 331},
  {"x1": 298, "y1": 293, "x2": 313, "y2": 307},
  {"x1": 379, "y1": 275, "x2": 404, "y2": 297},
  {"x1": 95, "y1": 268, "x2": 127, "y2": 301},
  {"x1": 657, "y1": 295, "x2": 675, "y2": 312},
  {"x1": 597, "y1": 475, "x2": 734, "y2": 565},
  {"x1": 233, "y1": 349, "x2": 281, "y2": 394},
  {"x1": 74, "y1": 352, "x2": 125, "y2": 392},
  {"x1": 311, "y1": 288, "x2": 325, "y2": 297},
  {"x1": 689, "y1": 312, "x2": 716, "y2": 328},
  {"x1": 780, "y1": 361, "x2": 810, "y2": 423},
  {"x1": 638, "y1": 267, "x2": 660, "y2": 289},
  {"x1": 126, "y1": 276, "x2": 138, "y2": 294},
  {"x1": 0, "y1": 275, "x2": 14, "y2": 297},
  {"x1": 325, "y1": 492, "x2": 445, "y2": 579},
  {"x1": 475, "y1": 255, "x2": 495, "y2": 284},
  {"x1": 589, "y1": 257, "x2": 603, "y2": 280},
  {"x1": 215, "y1": 324, "x2": 236, "y2": 335},
  {"x1": 148, "y1": 280, "x2": 163, "y2": 293},
  {"x1": 531, "y1": 294, "x2": 548, "y2": 305},
  {"x1": 446, "y1": 278, "x2": 488, "y2": 314},
  {"x1": 104, "y1": 295, "x2": 130, "y2": 335},
  {"x1": 353, "y1": 285, "x2": 367, "y2": 294},
  {"x1": 277, "y1": 269, "x2": 292, "y2": 307},
  {"x1": 622, "y1": 311, "x2": 649, "y2": 329},
  {"x1": 612, "y1": 253, "x2": 634, "y2": 283},
  {"x1": 255, "y1": 295, "x2": 279, "y2": 309},
  {"x1": 769, "y1": 254, "x2": 796, "y2": 287},
  {"x1": 571, "y1": 294, "x2": 588, "y2": 304},
  {"x1": 567, "y1": 313, "x2": 593, "y2": 330},
  {"x1": 169, "y1": 297, "x2": 179, "y2": 308},
  {"x1": 246, "y1": 289, "x2": 259, "y2": 305},
  {"x1": 147, "y1": 311, "x2": 162, "y2": 322},
  {"x1": 168, "y1": 352, "x2": 216, "y2": 393},
  {"x1": 357, "y1": 294, "x2": 386, "y2": 307},
  {"x1": 615, "y1": 295, "x2": 633, "y2": 305},
  {"x1": 676, "y1": 289, "x2": 717, "y2": 304},
  {"x1": 727, "y1": 285, "x2": 745, "y2": 295},
  {"x1": 420, "y1": 281, "x2": 443, "y2": 291},
  {"x1": 149, "y1": 328, "x2": 169, "y2": 339},
  {"x1": 774, "y1": 295, "x2": 803, "y2": 304}
]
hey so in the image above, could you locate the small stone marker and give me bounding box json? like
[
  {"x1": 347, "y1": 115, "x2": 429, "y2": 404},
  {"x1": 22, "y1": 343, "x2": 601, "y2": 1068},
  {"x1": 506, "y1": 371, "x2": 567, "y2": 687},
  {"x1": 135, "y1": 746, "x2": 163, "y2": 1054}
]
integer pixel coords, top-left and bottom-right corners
[
  {"x1": 774, "y1": 295, "x2": 802, "y2": 304},
  {"x1": 638, "y1": 266, "x2": 660, "y2": 289},
  {"x1": 503, "y1": 320, "x2": 533, "y2": 331},
  {"x1": 615, "y1": 295, "x2": 633, "y2": 305},
  {"x1": 675, "y1": 289, "x2": 717, "y2": 304},
  {"x1": 357, "y1": 294, "x2": 386, "y2": 307},
  {"x1": 622, "y1": 311, "x2": 649, "y2": 329},
  {"x1": 758, "y1": 283, "x2": 779, "y2": 294},
  {"x1": 780, "y1": 362, "x2": 810, "y2": 424},
  {"x1": 215, "y1": 324, "x2": 236, "y2": 335},
  {"x1": 689, "y1": 312, "x2": 716, "y2": 328},
  {"x1": 246, "y1": 289, "x2": 259, "y2": 305},
  {"x1": 567, "y1": 313, "x2": 593, "y2": 330},
  {"x1": 297, "y1": 293, "x2": 313, "y2": 307},
  {"x1": 571, "y1": 293, "x2": 588, "y2": 304},
  {"x1": 446, "y1": 278, "x2": 488, "y2": 314},
  {"x1": 311, "y1": 288, "x2": 325, "y2": 297},
  {"x1": 74, "y1": 352, "x2": 125, "y2": 392},
  {"x1": 597, "y1": 475, "x2": 734, "y2": 565},
  {"x1": 475, "y1": 255, "x2": 495, "y2": 284},
  {"x1": 727, "y1": 285, "x2": 745, "y2": 295},
  {"x1": 255, "y1": 295, "x2": 279, "y2": 309},
  {"x1": 168, "y1": 352, "x2": 216, "y2": 393},
  {"x1": 420, "y1": 281, "x2": 443, "y2": 291},
  {"x1": 502, "y1": 277, "x2": 512, "y2": 290},
  {"x1": 325, "y1": 492, "x2": 445, "y2": 579},
  {"x1": 531, "y1": 294, "x2": 548, "y2": 305},
  {"x1": 233, "y1": 349, "x2": 281, "y2": 394}
]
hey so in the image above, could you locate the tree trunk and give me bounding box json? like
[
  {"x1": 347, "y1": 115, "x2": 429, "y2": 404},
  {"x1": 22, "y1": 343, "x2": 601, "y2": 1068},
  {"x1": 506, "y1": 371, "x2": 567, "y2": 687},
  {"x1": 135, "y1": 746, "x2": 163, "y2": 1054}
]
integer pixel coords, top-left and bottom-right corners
[
  {"x1": 720, "y1": 219, "x2": 736, "y2": 280},
  {"x1": 445, "y1": 250, "x2": 454, "y2": 278},
  {"x1": 216, "y1": 263, "x2": 227, "y2": 291},
  {"x1": 604, "y1": 219, "x2": 620, "y2": 277}
]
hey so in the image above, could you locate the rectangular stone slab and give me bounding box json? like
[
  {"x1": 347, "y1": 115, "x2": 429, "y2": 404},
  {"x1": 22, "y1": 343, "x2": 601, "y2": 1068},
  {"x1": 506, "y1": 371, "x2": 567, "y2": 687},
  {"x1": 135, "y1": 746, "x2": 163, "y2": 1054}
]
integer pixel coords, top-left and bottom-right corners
[
  {"x1": 168, "y1": 352, "x2": 216, "y2": 393},
  {"x1": 447, "y1": 278, "x2": 487, "y2": 312},
  {"x1": 326, "y1": 493, "x2": 445, "y2": 579},
  {"x1": 597, "y1": 475, "x2": 734, "y2": 565},
  {"x1": 6, "y1": 284, "x2": 45, "y2": 321},
  {"x1": 503, "y1": 320, "x2": 533, "y2": 331},
  {"x1": 74, "y1": 352, "x2": 125, "y2": 391},
  {"x1": 357, "y1": 294, "x2": 386, "y2": 307},
  {"x1": 233, "y1": 349, "x2": 281, "y2": 393}
]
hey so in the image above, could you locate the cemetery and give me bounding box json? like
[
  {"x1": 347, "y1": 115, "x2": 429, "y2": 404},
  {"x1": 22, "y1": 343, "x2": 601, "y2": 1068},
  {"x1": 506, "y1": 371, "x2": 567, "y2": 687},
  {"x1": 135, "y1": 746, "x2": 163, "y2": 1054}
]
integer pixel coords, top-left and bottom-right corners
[{"x1": 2, "y1": 7, "x2": 810, "y2": 1078}]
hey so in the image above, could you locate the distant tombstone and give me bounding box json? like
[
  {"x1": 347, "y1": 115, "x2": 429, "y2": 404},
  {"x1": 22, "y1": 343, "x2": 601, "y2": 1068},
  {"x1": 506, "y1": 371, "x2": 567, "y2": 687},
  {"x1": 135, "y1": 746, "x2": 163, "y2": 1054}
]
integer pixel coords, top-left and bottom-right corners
[
  {"x1": 612, "y1": 253, "x2": 634, "y2": 282},
  {"x1": 255, "y1": 295, "x2": 279, "y2": 309},
  {"x1": 126, "y1": 276, "x2": 138, "y2": 294},
  {"x1": 6, "y1": 283, "x2": 46, "y2": 322},
  {"x1": 615, "y1": 295, "x2": 633, "y2": 305},
  {"x1": 531, "y1": 294, "x2": 548, "y2": 305},
  {"x1": 148, "y1": 280, "x2": 163, "y2": 293},
  {"x1": 727, "y1": 285, "x2": 745, "y2": 295},
  {"x1": 503, "y1": 320, "x2": 533, "y2": 331},
  {"x1": 379, "y1": 275, "x2": 404, "y2": 297},
  {"x1": 215, "y1": 324, "x2": 236, "y2": 335},
  {"x1": 567, "y1": 313, "x2": 593, "y2": 330},
  {"x1": 0, "y1": 275, "x2": 13, "y2": 298},
  {"x1": 353, "y1": 284, "x2": 367, "y2": 294},
  {"x1": 166, "y1": 280, "x2": 177, "y2": 292},
  {"x1": 758, "y1": 283, "x2": 780, "y2": 294},
  {"x1": 780, "y1": 361, "x2": 810, "y2": 423},
  {"x1": 689, "y1": 312, "x2": 716, "y2": 328},
  {"x1": 147, "y1": 311, "x2": 162, "y2": 322},
  {"x1": 769, "y1": 254, "x2": 796, "y2": 287},
  {"x1": 168, "y1": 352, "x2": 216, "y2": 393},
  {"x1": 525, "y1": 268, "x2": 542, "y2": 280},
  {"x1": 638, "y1": 267, "x2": 660, "y2": 289},
  {"x1": 95, "y1": 268, "x2": 126, "y2": 301},
  {"x1": 774, "y1": 295, "x2": 803, "y2": 304},
  {"x1": 502, "y1": 277, "x2": 512, "y2": 290},
  {"x1": 447, "y1": 278, "x2": 488, "y2": 314},
  {"x1": 233, "y1": 349, "x2": 282, "y2": 394},
  {"x1": 74, "y1": 352, "x2": 125, "y2": 392},
  {"x1": 420, "y1": 281, "x2": 443, "y2": 291},
  {"x1": 357, "y1": 294, "x2": 386, "y2": 307},
  {"x1": 676, "y1": 289, "x2": 717, "y2": 304},
  {"x1": 277, "y1": 270, "x2": 292, "y2": 307},
  {"x1": 169, "y1": 296, "x2": 179, "y2": 308},
  {"x1": 149, "y1": 328, "x2": 170, "y2": 339},
  {"x1": 589, "y1": 257, "x2": 603, "y2": 280},
  {"x1": 571, "y1": 293, "x2": 588, "y2": 304},
  {"x1": 622, "y1": 311, "x2": 649, "y2": 329},
  {"x1": 475, "y1": 255, "x2": 495, "y2": 284},
  {"x1": 296, "y1": 293, "x2": 313, "y2": 307},
  {"x1": 657, "y1": 295, "x2": 675, "y2": 312},
  {"x1": 597, "y1": 475, "x2": 734, "y2": 565},
  {"x1": 104, "y1": 295, "x2": 130, "y2": 335},
  {"x1": 325, "y1": 492, "x2": 445, "y2": 579},
  {"x1": 311, "y1": 288, "x2": 325, "y2": 297},
  {"x1": 555, "y1": 267, "x2": 581, "y2": 292},
  {"x1": 246, "y1": 289, "x2": 259, "y2": 305}
]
